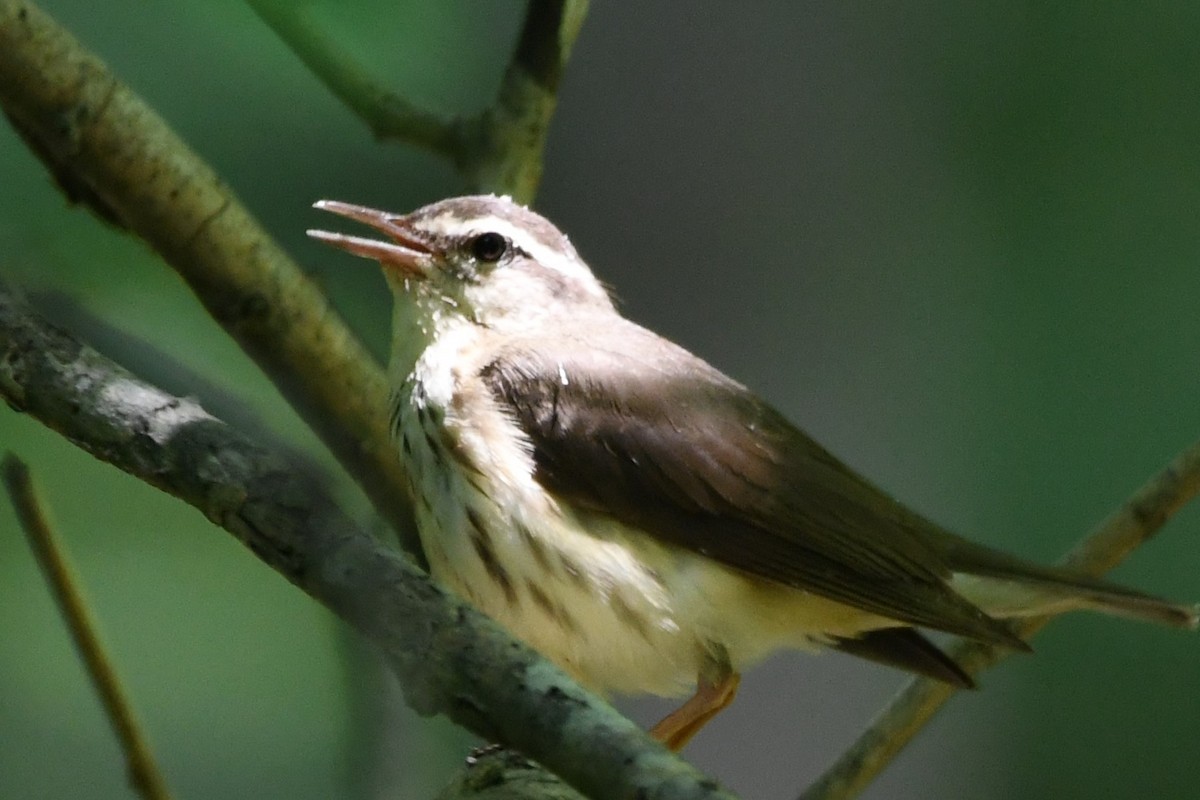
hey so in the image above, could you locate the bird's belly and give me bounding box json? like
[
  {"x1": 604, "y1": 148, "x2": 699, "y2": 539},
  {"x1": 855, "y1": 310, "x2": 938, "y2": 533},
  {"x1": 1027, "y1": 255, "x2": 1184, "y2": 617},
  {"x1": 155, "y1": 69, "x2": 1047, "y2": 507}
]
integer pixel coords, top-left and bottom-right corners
[
  {"x1": 413, "y1": 478, "x2": 706, "y2": 697},
  {"x1": 397, "y1": 385, "x2": 888, "y2": 698},
  {"x1": 411, "y1": 475, "x2": 889, "y2": 697},
  {"x1": 398, "y1": 382, "x2": 710, "y2": 696}
]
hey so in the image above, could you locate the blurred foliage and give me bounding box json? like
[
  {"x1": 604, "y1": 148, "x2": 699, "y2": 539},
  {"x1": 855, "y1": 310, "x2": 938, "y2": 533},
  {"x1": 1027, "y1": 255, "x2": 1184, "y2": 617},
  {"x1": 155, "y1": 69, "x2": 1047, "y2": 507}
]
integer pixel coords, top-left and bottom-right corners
[{"x1": 1, "y1": 3, "x2": 1197, "y2": 800}]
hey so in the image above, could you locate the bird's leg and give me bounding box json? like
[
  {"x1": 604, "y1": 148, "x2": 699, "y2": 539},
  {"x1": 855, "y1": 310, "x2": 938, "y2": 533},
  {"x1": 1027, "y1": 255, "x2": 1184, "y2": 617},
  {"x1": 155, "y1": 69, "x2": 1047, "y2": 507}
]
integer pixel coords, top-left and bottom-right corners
[{"x1": 649, "y1": 671, "x2": 741, "y2": 751}]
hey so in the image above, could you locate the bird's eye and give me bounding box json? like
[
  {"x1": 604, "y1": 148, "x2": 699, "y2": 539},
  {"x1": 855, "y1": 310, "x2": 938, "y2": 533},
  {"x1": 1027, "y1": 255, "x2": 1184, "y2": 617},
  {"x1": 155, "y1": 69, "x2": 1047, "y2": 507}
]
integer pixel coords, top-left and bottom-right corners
[{"x1": 469, "y1": 232, "x2": 508, "y2": 263}]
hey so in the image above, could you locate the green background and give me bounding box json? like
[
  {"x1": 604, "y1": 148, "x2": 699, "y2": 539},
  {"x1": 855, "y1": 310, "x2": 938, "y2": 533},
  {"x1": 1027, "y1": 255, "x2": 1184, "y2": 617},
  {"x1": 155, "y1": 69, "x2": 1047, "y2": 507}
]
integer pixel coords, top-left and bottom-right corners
[{"x1": 1, "y1": 3, "x2": 1197, "y2": 799}]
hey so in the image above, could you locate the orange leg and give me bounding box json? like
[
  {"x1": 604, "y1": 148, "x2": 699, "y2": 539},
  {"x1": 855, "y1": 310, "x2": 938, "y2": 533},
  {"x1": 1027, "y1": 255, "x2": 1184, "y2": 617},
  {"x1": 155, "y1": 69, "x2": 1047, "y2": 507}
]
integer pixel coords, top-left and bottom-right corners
[{"x1": 649, "y1": 672, "x2": 741, "y2": 751}]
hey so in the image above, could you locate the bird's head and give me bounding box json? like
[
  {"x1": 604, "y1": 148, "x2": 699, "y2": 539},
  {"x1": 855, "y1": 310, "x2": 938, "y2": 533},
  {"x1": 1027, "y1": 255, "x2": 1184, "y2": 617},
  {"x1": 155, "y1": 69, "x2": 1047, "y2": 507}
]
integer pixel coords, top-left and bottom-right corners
[{"x1": 308, "y1": 195, "x2": 614, "y2": 330}]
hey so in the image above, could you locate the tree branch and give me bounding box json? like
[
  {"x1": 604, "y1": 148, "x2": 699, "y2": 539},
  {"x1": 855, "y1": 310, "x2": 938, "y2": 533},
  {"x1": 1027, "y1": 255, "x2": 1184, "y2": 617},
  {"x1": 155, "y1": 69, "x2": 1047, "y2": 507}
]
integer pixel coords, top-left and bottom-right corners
[
  {"x1": 800, "y1": 440, "x2": 1200, "y2": 800},
  {"x1": 243, "y1": 0, "x2": 462, "y2": 157},
  {"x1": 435, "y1": 749, "x2": 587, "y2": 800},
  {"x1": 0, "y1": 0, "x2": 420, "y2": 557},
  {"x1": 0, "y1": 283, "x2": 738, "y2": 800},
  {"x1": 3, "y1": 455, "x2": 174, "y2": 800},
  {"x1": 248, "y1": 0, "x2": 590, "y2": 202},
  {"x1": 464, "y1": 0, "x2": 589, "y2": 200}
]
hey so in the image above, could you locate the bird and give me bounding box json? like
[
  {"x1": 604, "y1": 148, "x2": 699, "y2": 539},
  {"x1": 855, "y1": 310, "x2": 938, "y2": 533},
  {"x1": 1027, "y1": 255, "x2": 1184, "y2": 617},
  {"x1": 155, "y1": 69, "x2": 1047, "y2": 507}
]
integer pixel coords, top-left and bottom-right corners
[{"x1": 308, "y1": 194, "x2": 1197, "y2": 751}]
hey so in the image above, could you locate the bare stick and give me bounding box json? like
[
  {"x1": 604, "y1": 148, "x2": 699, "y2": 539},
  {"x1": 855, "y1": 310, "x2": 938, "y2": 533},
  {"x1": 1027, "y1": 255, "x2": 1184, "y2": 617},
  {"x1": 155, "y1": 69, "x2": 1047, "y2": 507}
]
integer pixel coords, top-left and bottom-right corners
[
  {"x1": 2, "y1": 455, "x2": 173, "y2": 800},
  {"x1": 0, "y1": 0, "x2": 418, "y2": 556},
  {"x1": 800, "y1": 439, "x2": 1200, "y2": 800}
]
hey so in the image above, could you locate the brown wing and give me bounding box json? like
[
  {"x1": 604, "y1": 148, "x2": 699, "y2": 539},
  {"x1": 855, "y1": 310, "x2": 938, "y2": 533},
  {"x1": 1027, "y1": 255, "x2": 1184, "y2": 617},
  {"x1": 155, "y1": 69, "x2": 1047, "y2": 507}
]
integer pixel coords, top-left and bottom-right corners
[{"x1": 480, "y1": 319, "x2": 1026, "y2": 649}]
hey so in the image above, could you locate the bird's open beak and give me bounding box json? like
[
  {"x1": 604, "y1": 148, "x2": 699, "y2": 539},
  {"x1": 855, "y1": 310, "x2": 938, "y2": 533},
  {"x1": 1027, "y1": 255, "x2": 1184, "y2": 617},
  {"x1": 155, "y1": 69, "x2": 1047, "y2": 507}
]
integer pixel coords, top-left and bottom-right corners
[{"x1": 307, "y1": 200, "x2": 434, "y2": 277}]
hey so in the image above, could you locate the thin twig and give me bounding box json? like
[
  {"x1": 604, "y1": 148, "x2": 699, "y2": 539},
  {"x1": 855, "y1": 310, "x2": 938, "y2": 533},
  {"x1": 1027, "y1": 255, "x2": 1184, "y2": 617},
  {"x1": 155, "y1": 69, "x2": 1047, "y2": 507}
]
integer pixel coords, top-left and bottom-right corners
[
  {"x1": 243, "y1": 0, "x2": 462, "y2": 156},
  {"x1": 2, "y1": 455, "x2": 173, "y2": 800},
  {"x1": 800, "y1": 439, "x2": 1200, "y2": 800},
  {"x1": 248, "y1": 0, "x2": 590, "y2": 202},
  {"x1": 0, "y1": 0, "x2": 420, "y2": 558},
  {"x1": 0, "y1": 283, "x2": 738, "y2": 800}
]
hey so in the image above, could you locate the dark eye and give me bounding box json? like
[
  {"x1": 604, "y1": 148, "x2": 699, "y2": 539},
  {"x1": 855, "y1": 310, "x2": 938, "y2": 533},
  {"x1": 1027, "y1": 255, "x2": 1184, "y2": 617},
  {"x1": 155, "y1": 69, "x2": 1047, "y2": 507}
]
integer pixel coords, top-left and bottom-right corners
[{"x1": 469, "y1": 232, "x2": 508, "y2": 263}]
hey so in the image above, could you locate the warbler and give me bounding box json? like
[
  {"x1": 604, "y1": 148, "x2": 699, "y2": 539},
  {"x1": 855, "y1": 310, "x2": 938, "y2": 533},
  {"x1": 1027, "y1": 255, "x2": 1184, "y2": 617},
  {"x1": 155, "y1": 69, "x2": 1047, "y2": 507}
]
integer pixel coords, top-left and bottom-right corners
[{"x1": 309, "y1": 195, "x2": 1196, "y2": 750}]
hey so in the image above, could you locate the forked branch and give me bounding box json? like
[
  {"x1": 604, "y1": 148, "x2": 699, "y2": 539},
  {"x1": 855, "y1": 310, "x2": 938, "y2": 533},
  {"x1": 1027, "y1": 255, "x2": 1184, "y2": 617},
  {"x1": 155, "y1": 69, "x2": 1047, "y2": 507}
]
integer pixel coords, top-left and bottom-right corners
[{"x1": 247, "y1": 0, "x2": 589, "y2": 202}]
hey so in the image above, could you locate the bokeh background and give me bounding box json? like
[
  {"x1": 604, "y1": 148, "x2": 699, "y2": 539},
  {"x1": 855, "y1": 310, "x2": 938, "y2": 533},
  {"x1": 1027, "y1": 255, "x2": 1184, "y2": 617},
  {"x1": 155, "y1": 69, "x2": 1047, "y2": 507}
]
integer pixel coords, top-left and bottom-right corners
[{"x1": 2, "y1": 2, "x2": 1198, "y2": 798}]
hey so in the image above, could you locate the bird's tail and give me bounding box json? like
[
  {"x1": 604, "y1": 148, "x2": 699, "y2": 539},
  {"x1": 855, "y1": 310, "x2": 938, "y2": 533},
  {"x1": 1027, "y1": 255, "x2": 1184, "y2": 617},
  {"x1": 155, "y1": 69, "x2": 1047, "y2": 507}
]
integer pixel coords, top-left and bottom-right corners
[{"x1": 942, "y1": 537, "x2": 1198, "y2": 630}]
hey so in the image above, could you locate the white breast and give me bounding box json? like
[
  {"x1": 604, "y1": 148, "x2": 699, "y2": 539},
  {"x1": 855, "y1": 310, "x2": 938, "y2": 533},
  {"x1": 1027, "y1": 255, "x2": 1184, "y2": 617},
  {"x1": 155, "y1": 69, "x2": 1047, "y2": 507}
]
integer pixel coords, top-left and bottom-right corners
[
  {"x1": 393, "y1": 320, "x2": 892, "y2": 697},
  {"x1": 395, "y1": 322, "x2": 703, "y2": 696}
]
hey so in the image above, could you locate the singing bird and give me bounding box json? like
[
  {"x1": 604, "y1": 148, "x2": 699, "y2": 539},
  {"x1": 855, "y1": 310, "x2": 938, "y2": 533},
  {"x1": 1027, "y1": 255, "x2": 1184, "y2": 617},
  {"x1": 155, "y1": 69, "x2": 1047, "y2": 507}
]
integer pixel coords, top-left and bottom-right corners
[{"x1": 309, "y1": 195, "x2": 1197, "y2": 750}]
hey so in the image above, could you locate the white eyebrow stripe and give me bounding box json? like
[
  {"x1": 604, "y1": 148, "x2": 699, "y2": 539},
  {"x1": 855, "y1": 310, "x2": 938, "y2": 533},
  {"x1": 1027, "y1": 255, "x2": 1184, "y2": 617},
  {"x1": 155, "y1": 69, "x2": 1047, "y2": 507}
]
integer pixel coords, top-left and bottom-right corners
[
  {"x1": 423, "y1": 214, "x2": 560, "y2": 255},
  {"x1": 420, "y1": 213, "x2": 602, "y2": 296}
]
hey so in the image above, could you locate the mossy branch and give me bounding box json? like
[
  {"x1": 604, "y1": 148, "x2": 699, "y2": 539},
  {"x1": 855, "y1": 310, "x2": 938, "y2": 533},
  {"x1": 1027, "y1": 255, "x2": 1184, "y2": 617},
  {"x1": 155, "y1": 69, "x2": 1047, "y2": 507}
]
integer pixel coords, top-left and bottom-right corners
[
  {"x1": 0, "y1": 0, "x2": 421, "y2": 556},
  {"x1": 0, "y1": 284, "x2": 737, "y2": 800}
]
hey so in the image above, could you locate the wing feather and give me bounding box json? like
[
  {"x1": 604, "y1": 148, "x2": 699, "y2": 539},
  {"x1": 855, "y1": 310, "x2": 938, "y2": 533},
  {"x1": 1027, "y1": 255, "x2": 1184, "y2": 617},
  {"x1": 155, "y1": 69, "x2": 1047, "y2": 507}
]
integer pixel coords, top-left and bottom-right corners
[{"x1": 481, "y1": 319, "x2": 1025, "y2": 648}]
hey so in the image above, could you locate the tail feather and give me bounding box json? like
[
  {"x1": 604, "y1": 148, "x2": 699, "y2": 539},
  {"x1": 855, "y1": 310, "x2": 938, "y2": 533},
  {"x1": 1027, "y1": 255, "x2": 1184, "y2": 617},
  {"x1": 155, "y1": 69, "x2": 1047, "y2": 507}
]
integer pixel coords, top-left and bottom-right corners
[
  {"x1": 834, "y1": 628, "x2": 977, "y2": 687},
  {"x1": 939, "y1": 537, "x2": 1198, "y2": 630}
]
